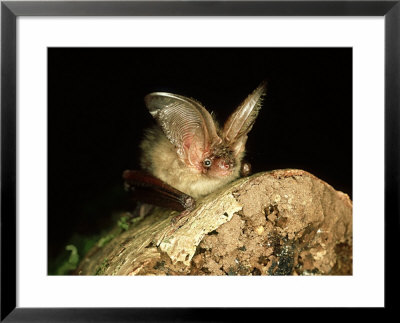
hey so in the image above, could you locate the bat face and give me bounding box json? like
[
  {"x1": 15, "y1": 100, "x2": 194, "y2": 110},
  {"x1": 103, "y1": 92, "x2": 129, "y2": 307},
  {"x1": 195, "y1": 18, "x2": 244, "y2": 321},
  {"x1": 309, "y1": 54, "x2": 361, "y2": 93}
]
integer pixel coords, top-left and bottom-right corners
[
  {"x1": 140, "y1": 82, "x2": 266, "y2": 198},
  {"x1": 201, "y1": 143, "x2": 235, "y2": 178}
]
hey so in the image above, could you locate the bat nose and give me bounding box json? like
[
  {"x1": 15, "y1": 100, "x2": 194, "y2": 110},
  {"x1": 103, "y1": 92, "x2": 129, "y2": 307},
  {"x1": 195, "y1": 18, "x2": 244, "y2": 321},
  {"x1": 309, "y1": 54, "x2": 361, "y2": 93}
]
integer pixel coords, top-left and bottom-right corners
[{"x1": 219, "y1": 161, "x2": 230, "y2": 170}]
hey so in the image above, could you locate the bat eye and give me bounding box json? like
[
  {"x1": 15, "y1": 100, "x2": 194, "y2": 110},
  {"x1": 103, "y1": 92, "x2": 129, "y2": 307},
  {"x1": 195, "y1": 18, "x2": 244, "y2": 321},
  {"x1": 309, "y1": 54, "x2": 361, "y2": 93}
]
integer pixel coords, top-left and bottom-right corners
[{"x1": 203, "y1": 158, "x2": 212, "y2": 168}]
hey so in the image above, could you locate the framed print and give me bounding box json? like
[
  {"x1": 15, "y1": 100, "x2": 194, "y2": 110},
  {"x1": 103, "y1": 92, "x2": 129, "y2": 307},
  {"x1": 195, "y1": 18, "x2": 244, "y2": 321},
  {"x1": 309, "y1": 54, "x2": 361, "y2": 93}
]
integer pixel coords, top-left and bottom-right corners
[{"x1": 1, "y1": 0, "x2": 398, "y2": 321}]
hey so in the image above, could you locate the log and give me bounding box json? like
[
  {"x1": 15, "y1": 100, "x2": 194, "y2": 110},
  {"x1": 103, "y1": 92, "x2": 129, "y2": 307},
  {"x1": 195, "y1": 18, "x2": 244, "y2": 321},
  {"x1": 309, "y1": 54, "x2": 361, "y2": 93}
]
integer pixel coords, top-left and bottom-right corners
[{"x1": 76, "y1": 169, "x2": 352, "y2": 275}]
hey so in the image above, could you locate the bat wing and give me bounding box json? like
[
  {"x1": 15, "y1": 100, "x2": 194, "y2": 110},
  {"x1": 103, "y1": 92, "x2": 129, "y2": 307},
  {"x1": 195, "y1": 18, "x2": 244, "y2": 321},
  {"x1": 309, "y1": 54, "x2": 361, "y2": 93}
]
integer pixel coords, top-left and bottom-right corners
[{"x1": 123, "y1": 170, "x2": 195, "y2": 212}]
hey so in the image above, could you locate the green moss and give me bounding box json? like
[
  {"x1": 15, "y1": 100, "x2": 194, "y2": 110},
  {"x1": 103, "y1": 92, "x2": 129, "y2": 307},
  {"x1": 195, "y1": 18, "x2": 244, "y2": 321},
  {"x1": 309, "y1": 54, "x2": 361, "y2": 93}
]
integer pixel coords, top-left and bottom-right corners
[
  {"x1": 49, "y1": 232, "x2": 102, "y2": 275},
  {"x1": 95, "y1": 258, "x2": 110, "y2": 275},
  {"x1": 130, "y1": 215, "x2": 144, "y2": 224},
  {"x1": 97, "y1": 233, "x2": 116, "y2": 247},
  {"x1": 117, "y1": 215, "x2": 130, "y2": 231},
  {"x1": 55, "y1": 245, "x2": 79, "y2": 275},
  {"x1": 50, "y1": 211, "x2": 138, "y2": 275}
]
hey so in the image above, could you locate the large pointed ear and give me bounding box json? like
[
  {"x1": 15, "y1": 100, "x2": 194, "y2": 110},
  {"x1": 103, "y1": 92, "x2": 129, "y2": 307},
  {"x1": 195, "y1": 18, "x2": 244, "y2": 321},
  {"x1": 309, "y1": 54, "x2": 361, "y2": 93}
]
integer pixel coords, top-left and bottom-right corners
[
  {"x1": 222, "y1": 81, "x2": 267, "y2": 156},
  {"x1": 145, "y1": 92, "x2": 221, "y2": 168}
]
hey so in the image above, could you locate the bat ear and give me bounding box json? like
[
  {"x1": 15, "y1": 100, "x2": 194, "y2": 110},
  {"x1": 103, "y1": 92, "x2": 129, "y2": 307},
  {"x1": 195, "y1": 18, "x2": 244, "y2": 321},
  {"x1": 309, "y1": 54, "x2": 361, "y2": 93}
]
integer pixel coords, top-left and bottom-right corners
[
  {"x1": 145, "y1": 92, "x2": 221, "y2": 168},
  {"x1": 222, "y1": 81, "x2": 267, "y2": 156}
]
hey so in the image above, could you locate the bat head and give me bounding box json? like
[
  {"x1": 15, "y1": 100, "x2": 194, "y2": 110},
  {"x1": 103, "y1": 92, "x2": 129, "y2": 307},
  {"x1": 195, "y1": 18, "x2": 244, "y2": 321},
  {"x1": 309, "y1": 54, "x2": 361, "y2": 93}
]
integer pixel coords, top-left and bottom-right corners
[{"x1": 143, "y1": 82, "x2": 266, "y2": 181}]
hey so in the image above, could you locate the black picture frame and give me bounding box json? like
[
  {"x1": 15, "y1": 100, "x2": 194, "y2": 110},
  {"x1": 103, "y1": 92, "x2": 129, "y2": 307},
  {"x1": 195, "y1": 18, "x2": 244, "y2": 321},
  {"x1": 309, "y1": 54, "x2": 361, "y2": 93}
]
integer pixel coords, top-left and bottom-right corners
[{"x1": 1, "y1": 0, "x2": 398, "y2": 321}]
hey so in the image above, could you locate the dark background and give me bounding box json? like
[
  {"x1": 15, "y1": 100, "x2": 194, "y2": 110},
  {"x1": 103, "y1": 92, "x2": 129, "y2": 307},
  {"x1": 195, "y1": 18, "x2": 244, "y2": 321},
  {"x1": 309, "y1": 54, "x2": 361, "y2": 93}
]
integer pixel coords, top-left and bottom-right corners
[{"x1": 48, "y1": 48, "x2": 352, "y2": 270}]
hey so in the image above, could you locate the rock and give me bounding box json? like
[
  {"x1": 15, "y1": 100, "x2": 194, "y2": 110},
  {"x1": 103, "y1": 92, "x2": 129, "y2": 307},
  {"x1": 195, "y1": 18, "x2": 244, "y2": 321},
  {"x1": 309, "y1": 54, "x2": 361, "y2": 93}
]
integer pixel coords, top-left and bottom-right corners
[{"x1": 75, "y1": 169, "x2": 352, "y2": 276}]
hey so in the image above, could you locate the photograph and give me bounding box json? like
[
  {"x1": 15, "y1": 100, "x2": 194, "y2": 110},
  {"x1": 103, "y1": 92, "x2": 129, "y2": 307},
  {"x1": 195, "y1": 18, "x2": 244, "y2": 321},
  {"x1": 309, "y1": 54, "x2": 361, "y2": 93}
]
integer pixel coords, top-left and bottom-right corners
[
  {"x1": 48, "y1": 47, "x2": 352, "y2": 276},
  {"x1": 2, "y1": 0, "x2": 396, "y2": 318}
]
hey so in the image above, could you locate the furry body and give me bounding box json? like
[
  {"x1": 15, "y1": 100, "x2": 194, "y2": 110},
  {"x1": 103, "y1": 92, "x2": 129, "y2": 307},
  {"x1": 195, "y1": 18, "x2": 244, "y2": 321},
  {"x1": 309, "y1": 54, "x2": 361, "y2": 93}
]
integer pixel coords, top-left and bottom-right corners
[{"x1": 140, "y1": 126, "x2": 242, "y2": 198}]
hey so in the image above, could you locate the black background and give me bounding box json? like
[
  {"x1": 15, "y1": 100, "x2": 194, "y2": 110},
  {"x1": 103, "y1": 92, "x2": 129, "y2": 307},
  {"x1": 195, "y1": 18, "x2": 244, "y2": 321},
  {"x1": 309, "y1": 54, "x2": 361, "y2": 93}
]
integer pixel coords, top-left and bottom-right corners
[{"x1": 48, "y1": 48, "x2": 352, "y2": 264}]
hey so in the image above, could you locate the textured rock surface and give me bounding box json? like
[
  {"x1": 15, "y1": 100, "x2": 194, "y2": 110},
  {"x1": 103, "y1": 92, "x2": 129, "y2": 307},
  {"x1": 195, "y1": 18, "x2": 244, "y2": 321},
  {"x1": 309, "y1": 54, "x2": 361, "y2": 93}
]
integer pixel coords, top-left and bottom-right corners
[{"x1": 76, "y1": 169, "x2": 352, "y2": 276}]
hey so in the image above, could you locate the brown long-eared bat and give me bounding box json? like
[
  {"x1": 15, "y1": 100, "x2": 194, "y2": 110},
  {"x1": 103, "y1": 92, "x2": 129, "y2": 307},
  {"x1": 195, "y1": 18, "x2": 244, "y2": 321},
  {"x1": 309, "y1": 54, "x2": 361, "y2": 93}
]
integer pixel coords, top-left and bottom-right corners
[{"x1": 123, "y1": 81, "x2": 267, "y2": 216}]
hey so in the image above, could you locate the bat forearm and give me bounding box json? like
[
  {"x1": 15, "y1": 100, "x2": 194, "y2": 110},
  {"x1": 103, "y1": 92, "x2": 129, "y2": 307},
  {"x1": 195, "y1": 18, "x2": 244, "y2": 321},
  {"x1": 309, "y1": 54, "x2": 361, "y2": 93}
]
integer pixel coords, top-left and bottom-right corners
[{"x1": 123, "y1": 170, "x2": 196, "y2": 212}]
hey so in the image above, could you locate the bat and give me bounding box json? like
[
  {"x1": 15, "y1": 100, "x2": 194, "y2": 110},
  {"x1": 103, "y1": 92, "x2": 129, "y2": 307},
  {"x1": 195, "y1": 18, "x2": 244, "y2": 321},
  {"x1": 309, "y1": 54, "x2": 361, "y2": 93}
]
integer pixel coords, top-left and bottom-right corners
[{"x1": 123, "y1": 81, "x2": 266, "y2": 218}]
